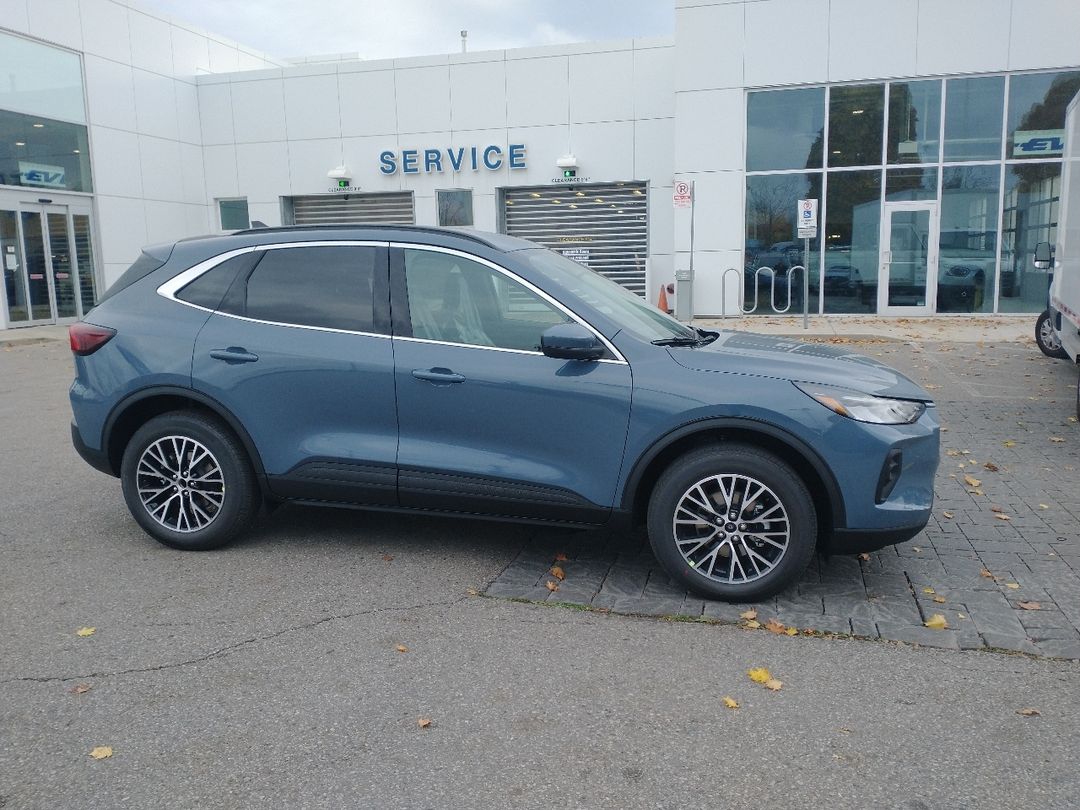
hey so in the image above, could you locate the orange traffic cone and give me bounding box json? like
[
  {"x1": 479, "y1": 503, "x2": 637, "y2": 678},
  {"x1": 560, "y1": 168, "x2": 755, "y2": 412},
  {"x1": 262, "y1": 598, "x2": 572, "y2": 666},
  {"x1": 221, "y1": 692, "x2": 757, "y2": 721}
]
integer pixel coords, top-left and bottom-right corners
[{"x1": 657, "y1": 284, "x2": 670, "y2": 314}]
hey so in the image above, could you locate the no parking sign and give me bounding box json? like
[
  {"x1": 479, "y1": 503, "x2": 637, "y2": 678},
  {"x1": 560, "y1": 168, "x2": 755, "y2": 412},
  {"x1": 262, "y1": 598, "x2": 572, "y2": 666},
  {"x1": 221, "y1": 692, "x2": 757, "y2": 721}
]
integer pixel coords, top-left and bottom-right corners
[{"x1": 797, "y1": 199, "x2": 818, "y2": 239}]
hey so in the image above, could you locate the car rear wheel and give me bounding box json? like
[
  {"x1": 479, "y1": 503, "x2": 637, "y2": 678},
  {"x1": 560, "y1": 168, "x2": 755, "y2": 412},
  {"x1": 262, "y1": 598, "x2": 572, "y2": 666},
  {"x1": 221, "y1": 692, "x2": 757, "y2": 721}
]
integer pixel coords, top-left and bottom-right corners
[
  {"x1": 121, "y1": 411, "x2": 259, "y2": 550},
  {"x1": 647, "y1": 444, "x2": 816, "y2": 602},
  {"x1": 1035, "y1": 310, "x2": 1068, "y2": 359}
]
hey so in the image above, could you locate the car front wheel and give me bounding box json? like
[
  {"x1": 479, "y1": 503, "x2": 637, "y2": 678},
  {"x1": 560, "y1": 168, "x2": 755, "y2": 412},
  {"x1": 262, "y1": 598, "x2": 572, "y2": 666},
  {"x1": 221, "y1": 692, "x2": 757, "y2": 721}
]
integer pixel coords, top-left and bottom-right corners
[
  {"x1": 1035, "y1": 310, "x2": 1068, "y2": 359},
  {"x1": 647, "y1": 444, "x2": 817, "y2": 602},
  {"x1": 120, "y1": 411, "x2": 259, "y2": 550}
]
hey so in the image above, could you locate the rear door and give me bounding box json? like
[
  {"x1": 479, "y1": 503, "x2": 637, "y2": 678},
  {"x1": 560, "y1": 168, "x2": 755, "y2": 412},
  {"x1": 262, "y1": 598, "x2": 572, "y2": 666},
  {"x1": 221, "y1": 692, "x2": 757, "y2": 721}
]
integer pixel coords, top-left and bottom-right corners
[
  {"x1": 390, "y1": 244, "x2": 634, "y2": 522},
  {"x1": 189, "y1": 241, "x2": 398, "y2": 505}
]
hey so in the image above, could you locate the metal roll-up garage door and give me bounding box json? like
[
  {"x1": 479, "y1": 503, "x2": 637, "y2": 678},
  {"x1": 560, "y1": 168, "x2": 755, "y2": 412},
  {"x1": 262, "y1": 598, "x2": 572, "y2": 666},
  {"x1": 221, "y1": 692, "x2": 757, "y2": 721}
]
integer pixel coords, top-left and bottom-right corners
[
  {"x1": 287, "y1": 192, "x2": 415, "y2": 225},
  {"x1": 502, "y1": 182, "x2": 649, "y2": 296}
]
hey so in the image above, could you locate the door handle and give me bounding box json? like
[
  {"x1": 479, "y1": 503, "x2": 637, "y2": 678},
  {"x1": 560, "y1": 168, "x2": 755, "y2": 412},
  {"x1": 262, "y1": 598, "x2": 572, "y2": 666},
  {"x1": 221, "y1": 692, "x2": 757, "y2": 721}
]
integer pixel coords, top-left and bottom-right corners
[
  {"x1": 209, "y1": 347, "x2": 259, "y2": 364},
  {"x1": 412, "y1": 367, "x2": 466, "y2": 385}
]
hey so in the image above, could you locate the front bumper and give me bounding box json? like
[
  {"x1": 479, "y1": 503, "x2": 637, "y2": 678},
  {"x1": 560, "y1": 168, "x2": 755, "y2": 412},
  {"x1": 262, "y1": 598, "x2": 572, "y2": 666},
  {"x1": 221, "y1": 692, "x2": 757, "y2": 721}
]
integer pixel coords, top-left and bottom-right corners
[{"x1": 827, "y1": 522, "x2": 929, "y2": 554}]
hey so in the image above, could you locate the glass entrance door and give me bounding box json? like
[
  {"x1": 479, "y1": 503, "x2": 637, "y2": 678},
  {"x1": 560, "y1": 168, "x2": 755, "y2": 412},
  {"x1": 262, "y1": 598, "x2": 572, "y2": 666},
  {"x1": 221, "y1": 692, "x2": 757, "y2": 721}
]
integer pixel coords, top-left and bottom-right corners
[
  {"x1": 879, "y1": 202, "x2": 938, "y2": 315},
  {"x1": 1, "y1": 200, "x2": 97, "y2": 327}
]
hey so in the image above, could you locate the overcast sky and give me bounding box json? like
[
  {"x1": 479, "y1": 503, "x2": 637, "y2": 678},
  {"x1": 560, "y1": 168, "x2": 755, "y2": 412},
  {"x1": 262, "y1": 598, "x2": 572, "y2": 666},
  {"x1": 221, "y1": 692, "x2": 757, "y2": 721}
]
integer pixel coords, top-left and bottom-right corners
[{"x1": 140, "y1": 0, "x2": 674, "y2": 61}]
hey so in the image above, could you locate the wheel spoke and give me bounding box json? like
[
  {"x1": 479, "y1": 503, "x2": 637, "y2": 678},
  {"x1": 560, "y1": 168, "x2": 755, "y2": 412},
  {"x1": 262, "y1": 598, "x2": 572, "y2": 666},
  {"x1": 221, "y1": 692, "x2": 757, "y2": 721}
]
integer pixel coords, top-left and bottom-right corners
[{"x1": 137, "y1": 436, "x2": 224, "y2": 533}]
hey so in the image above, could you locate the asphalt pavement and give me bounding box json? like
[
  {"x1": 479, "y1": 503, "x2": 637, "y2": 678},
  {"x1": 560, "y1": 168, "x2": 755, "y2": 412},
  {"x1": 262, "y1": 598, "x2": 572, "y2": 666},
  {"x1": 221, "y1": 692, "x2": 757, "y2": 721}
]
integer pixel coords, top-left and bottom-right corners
[{"x1": 1, "y1": 336, "x2": 1078, "y2": 810}]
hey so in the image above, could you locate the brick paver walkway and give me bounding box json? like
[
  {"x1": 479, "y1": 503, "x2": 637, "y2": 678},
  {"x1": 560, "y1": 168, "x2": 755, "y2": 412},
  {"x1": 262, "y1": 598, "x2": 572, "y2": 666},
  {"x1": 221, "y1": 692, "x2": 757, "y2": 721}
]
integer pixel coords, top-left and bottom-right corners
[{"x1": 484, "y1": 338, "x2": 1080, "y2": 658}]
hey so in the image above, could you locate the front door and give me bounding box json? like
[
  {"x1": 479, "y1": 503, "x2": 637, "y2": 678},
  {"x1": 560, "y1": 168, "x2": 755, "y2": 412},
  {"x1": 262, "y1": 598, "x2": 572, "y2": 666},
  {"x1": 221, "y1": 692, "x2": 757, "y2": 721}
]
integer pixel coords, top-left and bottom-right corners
[
  {"x1": 1, "y1": 198, "x2": 97, "y2": 327},
  {"x1": 391, "y1": 245, "x2": 633, "y2": 523},
  {"x1": 878, "y1": 202, "x2": 938, "y2": 315}
]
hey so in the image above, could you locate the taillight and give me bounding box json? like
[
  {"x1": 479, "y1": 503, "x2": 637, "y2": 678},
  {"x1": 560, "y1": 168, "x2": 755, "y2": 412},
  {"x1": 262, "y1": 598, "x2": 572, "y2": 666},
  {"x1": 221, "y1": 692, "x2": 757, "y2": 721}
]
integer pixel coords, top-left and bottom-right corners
[{"x1": 69, "y1": 322, "x2": 116, "y2": 356}]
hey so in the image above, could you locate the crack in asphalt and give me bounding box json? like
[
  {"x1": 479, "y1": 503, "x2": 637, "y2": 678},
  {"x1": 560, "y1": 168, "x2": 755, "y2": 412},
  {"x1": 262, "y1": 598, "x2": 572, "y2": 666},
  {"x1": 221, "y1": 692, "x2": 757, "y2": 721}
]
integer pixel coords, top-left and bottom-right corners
[{"x1": 1, "y1": 596, "x2": 466, "y2": 686}]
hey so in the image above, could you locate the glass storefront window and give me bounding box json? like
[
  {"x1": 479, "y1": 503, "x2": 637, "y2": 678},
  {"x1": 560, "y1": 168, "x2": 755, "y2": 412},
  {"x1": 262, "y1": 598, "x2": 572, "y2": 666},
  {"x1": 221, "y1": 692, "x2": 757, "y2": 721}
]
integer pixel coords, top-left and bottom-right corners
[
  {"x1": 744, "y1": 173, "x2": 821, "y2": 313},
  {"x1": 746, "y1": 88, "x2": 825, "y2": 172},
  {"x1": 937, "y1": 166, "x2": 999, "y2": 313},
  {"x1": 944, "y1": 76, "x2": 1005, "y2": 162},
  {"x1": 828, "y1": 84, "x2": 885, "y2": 168},
  {"x1": 0, "y1": 108, "x2": 92, "y2": 192},
  {"x1": 887, "y1": 81, "x2": 941, "y2": 165},
  {"x1": 886, "y1": 167, "x2": 938, "y2": 201},
  {"x1": 1, "y1": 209, "x2": 27, "y2": 322},
  {"x1": 73, "y1": 213, "x2": 96, "y2": 313},
  {"x1": 1007, "y1": 71, "x2": 1080, "y2": 160},
  {"x1": 823, "y1": 170, "x2": 881, "y2": 313},
  {"x1": 999, "y1": 162, "x2": 1060, "y2": 313},
  {"x1": 0, "y1": 31, "x2": 85, "y2": 124}
]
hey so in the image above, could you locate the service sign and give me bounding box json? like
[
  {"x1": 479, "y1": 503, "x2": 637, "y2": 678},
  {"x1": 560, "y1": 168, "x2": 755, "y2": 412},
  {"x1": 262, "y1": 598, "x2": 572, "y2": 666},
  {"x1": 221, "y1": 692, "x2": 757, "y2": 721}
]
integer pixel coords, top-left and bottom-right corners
[
  {"x1": 797, "y1": 198, "x2": 818, "y2": 239},
  {"x1": 19, "y1": 161, "x2": 65, "y2": 189},
  {"x1": 1013, "y1": 130, "x2": 1065, "y2": 157},
  {"x1": 380, "y1": 144, "x2": 526, "y2": 175}
]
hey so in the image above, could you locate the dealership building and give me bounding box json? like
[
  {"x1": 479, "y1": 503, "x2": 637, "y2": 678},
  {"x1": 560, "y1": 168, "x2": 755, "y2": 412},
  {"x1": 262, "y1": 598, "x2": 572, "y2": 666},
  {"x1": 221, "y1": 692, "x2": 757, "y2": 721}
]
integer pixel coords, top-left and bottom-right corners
[{"x1": 1, "y1": 0, "x2": 1079, "y2": 329}]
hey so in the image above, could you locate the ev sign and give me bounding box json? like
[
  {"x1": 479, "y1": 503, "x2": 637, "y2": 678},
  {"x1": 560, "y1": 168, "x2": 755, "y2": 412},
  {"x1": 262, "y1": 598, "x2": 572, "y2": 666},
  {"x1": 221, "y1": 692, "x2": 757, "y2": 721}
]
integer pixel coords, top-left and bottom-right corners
[{"x1": 797, "y1": 199, "x2": 818, "y2": 239}]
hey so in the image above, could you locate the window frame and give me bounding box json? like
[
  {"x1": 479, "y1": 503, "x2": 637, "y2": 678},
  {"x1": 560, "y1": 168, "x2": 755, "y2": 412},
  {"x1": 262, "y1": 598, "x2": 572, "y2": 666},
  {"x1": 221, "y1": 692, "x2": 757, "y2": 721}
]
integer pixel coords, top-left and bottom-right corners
[
  {"x1": 157, "y1": 240, "x2": 391, "y2": 337},
  {"x1": 389, "y1": 243, "x2": 626, "y2": 363}
]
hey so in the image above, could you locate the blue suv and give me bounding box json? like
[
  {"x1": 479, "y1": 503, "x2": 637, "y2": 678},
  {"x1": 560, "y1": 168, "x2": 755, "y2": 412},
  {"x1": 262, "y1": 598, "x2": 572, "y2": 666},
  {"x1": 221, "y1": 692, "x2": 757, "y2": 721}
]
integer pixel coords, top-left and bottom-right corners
[{"x1": 69, "y1": 226, "x2": 939, "y2": 601}]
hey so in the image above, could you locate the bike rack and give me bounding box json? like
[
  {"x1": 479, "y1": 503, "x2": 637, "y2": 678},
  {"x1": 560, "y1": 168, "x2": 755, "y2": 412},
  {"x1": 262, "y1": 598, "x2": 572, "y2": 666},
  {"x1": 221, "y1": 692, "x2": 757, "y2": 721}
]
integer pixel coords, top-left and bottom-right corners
[{"x1": 720, "y1": 265, "x2": 806, "y2": 317}]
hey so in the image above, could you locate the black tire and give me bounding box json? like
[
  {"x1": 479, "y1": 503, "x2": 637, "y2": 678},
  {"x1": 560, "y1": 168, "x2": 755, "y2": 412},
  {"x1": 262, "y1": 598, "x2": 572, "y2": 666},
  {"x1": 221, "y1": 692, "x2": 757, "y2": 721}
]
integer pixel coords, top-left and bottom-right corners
[
  {"x1": 647, "y1": 444, "x2": 816, "y2": 602},
  {"x1": 120, "y1": 411, "x2": 259, "y2": 550},
  {"x1": 1035, "y1": 310, "x2": 1068, "y2": 359}
]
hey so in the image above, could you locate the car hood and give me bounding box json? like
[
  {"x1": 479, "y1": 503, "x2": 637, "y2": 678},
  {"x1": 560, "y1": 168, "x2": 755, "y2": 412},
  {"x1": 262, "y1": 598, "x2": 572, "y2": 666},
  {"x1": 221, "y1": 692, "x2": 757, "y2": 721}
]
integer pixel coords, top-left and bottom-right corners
[{"x1": 667, "y1": 331, "x2": 932, "y2": 401}]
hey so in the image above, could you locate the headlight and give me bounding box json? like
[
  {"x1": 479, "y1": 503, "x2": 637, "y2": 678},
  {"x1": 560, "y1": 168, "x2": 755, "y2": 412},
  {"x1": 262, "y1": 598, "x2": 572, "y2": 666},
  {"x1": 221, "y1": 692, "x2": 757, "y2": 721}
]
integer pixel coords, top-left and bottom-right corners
[{"x1": 794, "y1": 382, "x2": 926, "y2": 425}]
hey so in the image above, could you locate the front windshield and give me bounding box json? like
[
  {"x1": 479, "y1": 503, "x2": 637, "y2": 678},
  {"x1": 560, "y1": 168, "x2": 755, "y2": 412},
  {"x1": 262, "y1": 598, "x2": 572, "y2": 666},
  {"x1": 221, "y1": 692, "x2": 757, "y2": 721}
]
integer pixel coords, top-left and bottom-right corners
[{"x1": 518, "y1": 248, "x2": 696, "y2": 342}]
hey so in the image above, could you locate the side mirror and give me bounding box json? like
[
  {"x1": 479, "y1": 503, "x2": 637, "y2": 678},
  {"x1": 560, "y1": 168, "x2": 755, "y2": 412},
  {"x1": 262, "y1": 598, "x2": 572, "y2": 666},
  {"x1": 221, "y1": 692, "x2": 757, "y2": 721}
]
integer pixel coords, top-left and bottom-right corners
[
  {"x1": 540, "y1": 322, "x2": 606, "y2": 361},
  {"x1": 1033, "y1": 241, "x2": 1054, "y2": 270}
]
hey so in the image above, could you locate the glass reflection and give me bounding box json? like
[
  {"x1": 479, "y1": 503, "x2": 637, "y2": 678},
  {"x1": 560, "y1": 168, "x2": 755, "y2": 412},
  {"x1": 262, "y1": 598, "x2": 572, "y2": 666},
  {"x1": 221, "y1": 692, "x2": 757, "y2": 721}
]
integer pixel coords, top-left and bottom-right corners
[
  {"x1": 744, "y1": 173, "x2": 821, "y2": 313},
  {"x1": 888, "y1": 81, "x2": 941, "y2": 164},
  {"x1": 824, "y1": 170, "x2": 880, "y2": 313},
  {"x1": 944, "y1": 76, "x2": 1005, "y2": 162},
  {"x1": 938, "y1": 166, "x2": 999, "y2": 313},
  {"x1": 1007, "y1": 71, "x2": 1080, "y2": 160},
  {"x1": 746, "y1": 88, "x2": 825, "y2": 172},
  {"x1": 827, "y1": 84, "x2": 885, "y2": 168},
  {"x1": 74, "y1": 214, "x2": 96, "y2": 315},
  {"x1": 886, "y1": 167, "x2": 938, "y2": 201},
  {"x1": 1000, "y1": 162, "x2": 1061, "y2": 313}
]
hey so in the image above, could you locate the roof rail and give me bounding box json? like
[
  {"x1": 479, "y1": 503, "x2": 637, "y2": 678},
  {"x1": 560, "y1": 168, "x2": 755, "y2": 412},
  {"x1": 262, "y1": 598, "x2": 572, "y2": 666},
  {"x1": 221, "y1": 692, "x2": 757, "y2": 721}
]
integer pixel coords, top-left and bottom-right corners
[{"x1": 232, "y1": 223, "x2": 494, "y2": 246}]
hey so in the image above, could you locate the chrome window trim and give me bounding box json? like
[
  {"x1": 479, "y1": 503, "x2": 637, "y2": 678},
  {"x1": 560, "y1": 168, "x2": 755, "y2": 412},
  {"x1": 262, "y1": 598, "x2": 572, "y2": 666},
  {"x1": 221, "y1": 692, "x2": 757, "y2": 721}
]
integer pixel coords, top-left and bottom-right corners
[
  {"x1": 156, "y1": 240, "x2": 391, "y2": 338},
  {"x1": 391, "y1": 241, "x2": 628, "y2": 364}
]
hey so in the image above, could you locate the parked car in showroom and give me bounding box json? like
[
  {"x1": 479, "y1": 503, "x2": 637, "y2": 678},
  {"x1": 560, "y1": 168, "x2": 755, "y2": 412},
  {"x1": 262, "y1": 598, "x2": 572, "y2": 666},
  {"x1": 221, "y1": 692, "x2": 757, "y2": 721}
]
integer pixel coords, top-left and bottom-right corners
[{"x1": 69, "y1": 226, "x2": 939, "y2": 602}]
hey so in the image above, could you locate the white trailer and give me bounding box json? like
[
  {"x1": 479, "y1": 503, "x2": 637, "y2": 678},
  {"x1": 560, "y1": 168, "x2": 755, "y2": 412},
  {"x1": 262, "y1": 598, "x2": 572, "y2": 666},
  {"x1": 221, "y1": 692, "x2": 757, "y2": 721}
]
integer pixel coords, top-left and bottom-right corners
[{"x1": 1043, "y1": 89, "x2": 1080, "y2": 415}]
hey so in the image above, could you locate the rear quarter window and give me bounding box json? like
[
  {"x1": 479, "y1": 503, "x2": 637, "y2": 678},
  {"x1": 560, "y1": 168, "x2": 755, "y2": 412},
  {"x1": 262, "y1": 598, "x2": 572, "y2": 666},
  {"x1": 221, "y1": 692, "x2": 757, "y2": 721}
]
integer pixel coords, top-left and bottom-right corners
[{"x1": 94, "y1": 251, "x2": 168, "y2": 306}]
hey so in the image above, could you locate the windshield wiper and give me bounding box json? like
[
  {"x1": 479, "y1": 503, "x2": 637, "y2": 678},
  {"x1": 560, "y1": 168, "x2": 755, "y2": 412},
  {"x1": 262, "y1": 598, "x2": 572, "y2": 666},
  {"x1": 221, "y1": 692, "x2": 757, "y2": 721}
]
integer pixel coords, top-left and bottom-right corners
[{"x1": 651, "y1": 328, "x2": 719, "y2": 348}]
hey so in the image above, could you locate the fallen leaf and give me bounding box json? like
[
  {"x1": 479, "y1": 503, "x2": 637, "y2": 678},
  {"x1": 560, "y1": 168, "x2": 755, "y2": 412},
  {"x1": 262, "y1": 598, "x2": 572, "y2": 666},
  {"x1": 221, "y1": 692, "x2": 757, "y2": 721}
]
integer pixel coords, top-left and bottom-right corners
[
  {"x1": 739, "y1": 609, "x2": 758, "y2": 621},
  {"x1": 963, "y1": 474, "x2": 981, "y2": 487},
  {"x1": 858, "y1": 552, "x2": 870, "y2": 562},
  {"x1": 747, "y1": 667, "x2": 772, "y2": 684},
  {"x1": 1039, "y1": 504, "x2": 1050, "y2": 510},
  {"x1": 1049, "y1": 437, "x2": 1066, "y2": 443},
  {"x1": 912, "y1": 546, "x2": 922, "y2": 553},
  {"x1": 924, "y1": 614, "x2": 949, "y2": 630},
  {"x1": 932, "y1": 596, "x2": 946, "y2": 604},
  {"x1": 382, "y1": 554, "x2": 394, "y2": 562},
  {"x1": 395, "y1": 644, "x2": 408, "y2": 653},
  {"x1": 1016, "y1": 707, "x2": 1040, "y2": 717},
  {"x1": 545, "y1": 580, "x2": 559, "y2": 592},
  {"x1": 71, "y1": 684, "x2": 92, "y2": 695},
  {"x1": 764, "y1": 678, "x2": 783, "y2": 691},
  {"x1": 417, "y1": 718, "x2": 432, "y2": 729},
  {"x1": 990, "y1": 505, "x2": 1005, "y2": 513},
  {"x1": 554, "y1": 552, "x2": 569, "y2": 562},
  {"x1": 75, "y1": 627, "x2": 96, "y2": 637},
  {"x1": 744, "y1": 619, "x2": 761, "y2": 629},
  {"x1": 983, "y1": 462, "x2": 1000, "y2": 472},
  {"x1": 980, "y1": 569, "x2": 994, "y2": 578},
  {"x1": 1003, "y1": 440, "x2": 1017, "y2": 448},
  {"x1": 1069, "y1": 416, "x2": 1078, "y2": 424},
  {"x1": 722, "y1": 696, "x2": 739, "y2": 709},
  {"x1": 945, "y1": 449, "x2": 961, "y2": 457},
  {"x1": 784, "y1": 627, "x2": 798, "y2": 636},
  {"x1": 1005, "y1": 582, "x2": 1020, "y2": 590},
  {"x1": 942, "y1": 511, "x2": 955, "y2": 519},
  {"x1": 994, "y1": 513, "x2": 1012, "y2": 521},
  {"x1": 89, "y1": 746, "x2": 113, "y2": 759},
  {"x1": 764, "y1": 618, "x2": 788, "y2": 634},
  {"x1": 465, "y1": 587, "x2": 479, "y2": 596},
  {"x1": 922, "y1": 586, "x2": 935, "y2": 594},
  {"x1": 1018, "y1": 601, "x2": 1041, "y2": 610},
  {"x1": 549, "y1": 566, "x2": 566, "y2": 581}
]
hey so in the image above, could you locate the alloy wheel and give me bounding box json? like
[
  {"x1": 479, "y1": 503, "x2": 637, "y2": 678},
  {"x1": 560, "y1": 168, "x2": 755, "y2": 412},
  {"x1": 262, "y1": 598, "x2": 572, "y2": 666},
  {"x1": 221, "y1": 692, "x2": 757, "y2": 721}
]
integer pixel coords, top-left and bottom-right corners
[{"x1": 136, "y1": 435, "x2": 225, "y2": 533}]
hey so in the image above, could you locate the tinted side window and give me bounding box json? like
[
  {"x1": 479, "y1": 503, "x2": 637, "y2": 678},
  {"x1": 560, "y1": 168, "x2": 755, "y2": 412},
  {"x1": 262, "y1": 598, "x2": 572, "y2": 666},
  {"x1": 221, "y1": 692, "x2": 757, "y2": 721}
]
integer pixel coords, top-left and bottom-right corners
[
  {"x1": 176, "y1": 252, "x2": 259, "y2": 310},
  {"x1": 223, "y1": 246, "x2": 376, "y2": 332},
  {"x1": 403, "y1": 249, "x2": 568, "y2": 351},
  {"x1": 95, "y1": 251, "x2": 168, "y2": 305}
]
